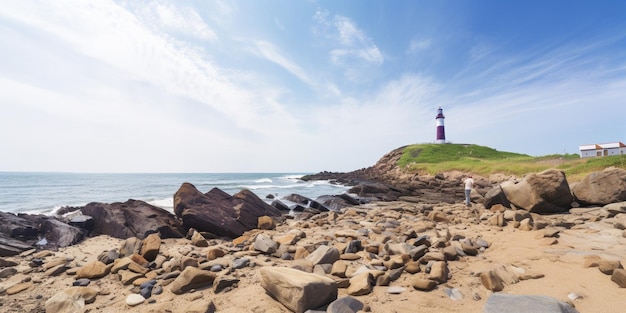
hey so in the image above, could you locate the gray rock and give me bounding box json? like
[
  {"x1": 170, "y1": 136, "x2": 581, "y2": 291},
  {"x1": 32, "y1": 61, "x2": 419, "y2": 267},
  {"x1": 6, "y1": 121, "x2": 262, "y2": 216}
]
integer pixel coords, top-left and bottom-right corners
[
  {"x1": 232, "y1": 257, "x2": 250, "y2": 270},
  {"x1": 483, "y1": 293, "x2": 579, "y2": 313},
  {"x1": 254, "y1": 233, "x2": 278, "y2": 254},
  {"x1": 327, "y1": 296, "x2": 364, "y2": 313},
  {"x1": 305, "y1": 245, "x2": 339, "y2": 266}
]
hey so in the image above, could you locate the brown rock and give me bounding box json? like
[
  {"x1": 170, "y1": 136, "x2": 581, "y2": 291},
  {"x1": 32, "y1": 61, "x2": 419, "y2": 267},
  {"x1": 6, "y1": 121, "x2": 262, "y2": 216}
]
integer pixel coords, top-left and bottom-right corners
[
  {"x1": 480, "y1": 270, "x2": 504, "y2": 292},
  {"x1": 428, "y1": 261, "x2": 448, "y2": 283},
  {"x1": 347, "y1": 272, "x2": 374, "y2": 296},
  {"x1": 76, "y1": 261, "x2": 110, "y2": 279},
  {"x1": 140, "y1": 233, "x2": 161, "y2": 262},
  {"x1": 412, "y1": 278, "x2": 437, "y2": 291},
  {"x1": 191, "y1": 231, "x2": 209, "y2": 247},
  {"x1": 207, "y1": 248, "x2": 226, "y2": 260},
  {"x1": 599, "y1": 260, "x2": 622, "y2": 275},
  {"x1": 170, "y1": 267, "x2": 216, "y2": 294},
  {"x1": 259, "y1": 266, "x2": 337, "y2": 313},
  {"x1": 258, "y1": 216, "x2": 276, "y2": 230},
  {"x1": 611, "y1": 269, "x2": 626, "y2": 287},
  {"x1": 6, "y1": 282, "x2": 33, "y2": 295}
]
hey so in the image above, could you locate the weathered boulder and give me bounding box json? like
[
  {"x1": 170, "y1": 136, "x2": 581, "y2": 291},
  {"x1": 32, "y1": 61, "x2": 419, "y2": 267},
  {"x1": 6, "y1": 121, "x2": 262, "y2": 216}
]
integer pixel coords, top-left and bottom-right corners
[
  {"x1": 259, "y1": 267, "x2": 337, "y2": 313},
  {"x1": 483, "y1": 293, "x2": 579, "y2": 313},
  {"x1": 81, "y1": 200, "x2": 184, "y2": 239},
  {"x1": 173, "y1": 183, "x2": 282, "y2": 238},
  {"x1": 500, "y1": 169, "x2": 573, "y2": 213},
  {"x1": 573, "y1": 168, "x2": 626, "y2": 206},
  {"x1": 19, "y1": 215, "x2": 86, "y2": 250},
  {"x1": 0, "y1": 211, "x2": 39, "y2": 239},
  {"x1": 483, "y1": 185, "x2": 511, "y2": 209},
  {"x1": 0, "y1": 233, "x2": 35, "y2": 257}
]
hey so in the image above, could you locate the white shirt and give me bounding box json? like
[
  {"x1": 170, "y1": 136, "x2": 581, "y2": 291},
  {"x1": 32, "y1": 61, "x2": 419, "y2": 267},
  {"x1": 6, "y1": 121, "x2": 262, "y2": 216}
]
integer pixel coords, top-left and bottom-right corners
[{"x1": 464, "y1": 178, "x2": 474, "y2": 190}]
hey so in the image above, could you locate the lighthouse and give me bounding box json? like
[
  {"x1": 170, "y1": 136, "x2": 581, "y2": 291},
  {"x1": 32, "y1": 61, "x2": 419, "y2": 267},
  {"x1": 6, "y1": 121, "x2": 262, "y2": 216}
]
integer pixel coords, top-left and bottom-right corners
[{"x1": 435, "y1": 107, "x2": 446, "y2": 144}]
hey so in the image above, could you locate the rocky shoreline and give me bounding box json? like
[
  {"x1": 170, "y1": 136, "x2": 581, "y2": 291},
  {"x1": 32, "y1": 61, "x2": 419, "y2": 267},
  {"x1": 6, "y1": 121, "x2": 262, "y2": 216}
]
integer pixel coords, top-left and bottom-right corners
[{"x1": 1, "y1": 157, "x2": 626, "y2": 312}]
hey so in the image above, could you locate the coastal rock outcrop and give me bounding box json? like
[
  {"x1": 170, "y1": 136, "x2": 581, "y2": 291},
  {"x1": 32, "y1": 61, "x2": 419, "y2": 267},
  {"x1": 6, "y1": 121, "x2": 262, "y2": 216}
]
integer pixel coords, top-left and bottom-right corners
[
  {"x1": 498, "y1": 169, "x2": 573, "y2": 213},
  {"x1": 0, "y1": 212, "x2": 85, "y2": 255},
  {"x1": 80, "y1": 200, "x2": 184, "y2": 239},
  {"x1": 572, "y1": 167, "x2": 626, "y2": 206},
  {"x1": 173, "y1": 183, "x2": 282, "y2": 238}
]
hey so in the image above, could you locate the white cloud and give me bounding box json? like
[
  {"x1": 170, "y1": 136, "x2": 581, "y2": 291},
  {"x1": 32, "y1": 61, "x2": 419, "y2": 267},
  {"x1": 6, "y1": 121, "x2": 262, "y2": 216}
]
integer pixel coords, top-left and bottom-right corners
[
  {"x1": 408, "y1": 38, "x2": 432, "y2": 54},
  {"x1": 138, "y1": 2, "x2": 217, "y2": 42},
  {"x1": 250, "y1": 40, "x2": 315, "y2": 87}
]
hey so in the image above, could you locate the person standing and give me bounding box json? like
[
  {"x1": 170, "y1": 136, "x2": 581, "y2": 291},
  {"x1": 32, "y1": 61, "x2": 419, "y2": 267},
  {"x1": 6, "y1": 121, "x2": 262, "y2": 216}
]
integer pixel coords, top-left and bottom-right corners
[{"x1": 464, "y1": 175, "x2": 474, "y2": 206}]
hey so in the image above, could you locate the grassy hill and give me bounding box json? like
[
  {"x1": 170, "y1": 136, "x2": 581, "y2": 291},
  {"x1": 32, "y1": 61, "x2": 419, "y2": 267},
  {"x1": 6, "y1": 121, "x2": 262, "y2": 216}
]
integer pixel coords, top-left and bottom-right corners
[{"x1": 398, "y1": 144, "x2": 626, "y2": 181}]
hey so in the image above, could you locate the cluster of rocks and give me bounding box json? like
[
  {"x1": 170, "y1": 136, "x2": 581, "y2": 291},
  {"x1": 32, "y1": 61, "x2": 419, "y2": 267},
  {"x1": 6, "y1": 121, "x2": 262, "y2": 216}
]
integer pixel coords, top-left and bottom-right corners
[
  {"x1": 1, "y1": 195, "x2": 596, "y2": 312},
  {"x1": 0, "y1": 159, "x2": 625, "y2": 312}
]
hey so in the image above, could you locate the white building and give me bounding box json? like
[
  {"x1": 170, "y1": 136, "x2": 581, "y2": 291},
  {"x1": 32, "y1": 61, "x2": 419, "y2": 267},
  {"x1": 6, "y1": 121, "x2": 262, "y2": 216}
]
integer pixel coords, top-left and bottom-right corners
[{"x1": 579, "y1": 142, "x2": 626, "y2": 158}]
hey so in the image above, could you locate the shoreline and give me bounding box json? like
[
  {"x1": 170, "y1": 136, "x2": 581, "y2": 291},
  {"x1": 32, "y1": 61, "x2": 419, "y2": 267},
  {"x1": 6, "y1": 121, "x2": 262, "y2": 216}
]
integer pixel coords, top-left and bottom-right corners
[{"x1": 2, "y1": 199, "x2": 626, "y2": 312}]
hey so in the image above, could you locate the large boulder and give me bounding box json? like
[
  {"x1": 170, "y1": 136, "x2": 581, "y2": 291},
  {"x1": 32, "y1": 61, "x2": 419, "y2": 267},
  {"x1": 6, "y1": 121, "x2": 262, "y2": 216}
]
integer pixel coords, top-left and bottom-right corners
[
  {"x1": 19, "y1": 215, "x2": 86, "y2": 250},
  {"x1": 500, "y1": 169, "x2": 573, "y2": 214},
  {"x1": 173, "y1": 183, "x2": 282, "y2": 238},
  {"x1": 0, "y1": 211, "x2": 38, "y2": 239},
  {"x1": 483, "y1": 185, "x2": 511, "y2": 209},
  {"x1": 259, "y1": 267, "x2": 338, "y2": 313},
  {"x1": 572, "y1": 168, "x2": 626, "y2": 206},
  {"x1": 81, "y1": 200, "x2": 184, "y2": 240}
]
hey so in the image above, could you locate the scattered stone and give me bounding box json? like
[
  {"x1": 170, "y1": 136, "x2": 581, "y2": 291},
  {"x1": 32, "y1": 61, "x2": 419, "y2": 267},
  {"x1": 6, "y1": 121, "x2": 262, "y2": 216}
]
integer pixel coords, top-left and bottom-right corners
[
  {"x1": 169, "y1": 267, "x2": 216, "y2": 294},
  {"x1": 254, "y1": 233, "x2": 278, "y2": 254},
  {"x1": 76, "y1": 261, "x2": 110, "y2": 279},
  {"x1": 327, "y1": 296, "x2": 364, "y2": 313},
  {"x1": 387, "y1": 286, "x2": 407, "y2": 294},
  {"x1": 6, "y1": 282, "x2": 33, "y2": 295},
  {"x1": 480, "y1": 270, "x2": 505, "y2": 292},
  {"x1": 259, "y1": 267, "x2": 337, "y2": 313},
  {"x1": 598, "y1": 260, "x2": 622, "y2": 275},
  {"x1": 126, "y1": 293, "x2": 145, "y2": 306},
  {"x1": 232, "y1": 258, "x2": 250, "y2": 270},
  {"x1": 213, "y1": 276, "x2": 239, "y2": 293},
  {"x1": 73, "y1": 278, "x2": 91, "y2": 287},
  {"x1": 412, "y1": 278, "x2": 437, "y2": 291},
  {"x1": 305, "y1": 245, "x2": 340, "y2": 266},
  {"x1": 140, "y1": 233, "x2": 161, "y2": 262},
  {"x1": 190, "y1": 231, "x2": 209, "y2": 247},
  {"x1": 258, "y1": 216, "x2": 276, "y2": 230},
  {"x1": 45, "y1": 287, "x2": 98, "y2": 313},
  {"x1": 347, "y1": 272, "x2": 374, "y2": 296},
  {"x1": 611, "y1": 269, "x2": 626, "y2": 287},
  {"x1": 444, "y1": 287, "x2": 463, "y2": 300}
]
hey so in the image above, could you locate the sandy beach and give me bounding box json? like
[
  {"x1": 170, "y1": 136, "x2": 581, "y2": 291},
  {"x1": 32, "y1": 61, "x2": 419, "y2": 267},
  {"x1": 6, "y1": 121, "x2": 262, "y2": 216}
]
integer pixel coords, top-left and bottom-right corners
[{"x1": 2, "y1": 199, "x2": 626, "y2": 313}]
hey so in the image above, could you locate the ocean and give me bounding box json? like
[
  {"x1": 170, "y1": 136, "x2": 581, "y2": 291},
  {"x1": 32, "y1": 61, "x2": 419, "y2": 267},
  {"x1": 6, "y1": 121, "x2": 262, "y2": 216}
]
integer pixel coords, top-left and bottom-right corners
[{"x1": 0, "y1": 172, "x2": 349, "y2": 215}]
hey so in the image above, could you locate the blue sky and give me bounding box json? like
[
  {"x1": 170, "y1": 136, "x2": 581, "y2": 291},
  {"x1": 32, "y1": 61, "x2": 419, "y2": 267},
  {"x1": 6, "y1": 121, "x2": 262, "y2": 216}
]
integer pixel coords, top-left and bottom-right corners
[{"x1": 1, "y1": 0, "x2": 625, "y2": 173}]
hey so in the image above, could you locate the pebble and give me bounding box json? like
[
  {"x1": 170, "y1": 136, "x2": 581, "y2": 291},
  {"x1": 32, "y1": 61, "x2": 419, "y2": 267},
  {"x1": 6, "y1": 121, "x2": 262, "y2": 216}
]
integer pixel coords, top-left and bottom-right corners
[{"x1": 126, "y1": 294, "x2": 145, "y2": 306}]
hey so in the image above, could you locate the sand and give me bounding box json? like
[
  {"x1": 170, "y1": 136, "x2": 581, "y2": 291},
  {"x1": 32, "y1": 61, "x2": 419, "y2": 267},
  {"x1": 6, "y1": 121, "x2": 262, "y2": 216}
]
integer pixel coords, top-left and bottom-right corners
[{"x1": 1, "y1": 201, "x2": 626, "y2": 313}]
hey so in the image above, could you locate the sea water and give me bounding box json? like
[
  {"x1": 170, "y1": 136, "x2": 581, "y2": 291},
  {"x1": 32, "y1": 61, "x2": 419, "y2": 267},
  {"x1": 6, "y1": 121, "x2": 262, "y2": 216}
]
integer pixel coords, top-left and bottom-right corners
[{"x1": 0, "y1": 172, "x2": 349, "y2": 215}]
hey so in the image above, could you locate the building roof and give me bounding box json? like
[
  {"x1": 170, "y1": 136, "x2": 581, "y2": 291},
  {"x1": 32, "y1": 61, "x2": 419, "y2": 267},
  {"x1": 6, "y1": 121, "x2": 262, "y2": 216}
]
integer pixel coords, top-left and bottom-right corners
[{"x1": 579, "y1": 142, "x2": 625, "y2": 150}]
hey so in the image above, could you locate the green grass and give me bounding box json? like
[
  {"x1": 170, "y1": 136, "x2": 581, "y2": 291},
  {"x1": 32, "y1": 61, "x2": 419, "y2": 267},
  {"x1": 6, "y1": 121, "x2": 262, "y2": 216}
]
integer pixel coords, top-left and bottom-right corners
[{"x1": 398, "y1": 144, "x2": 626, "y2": 181}]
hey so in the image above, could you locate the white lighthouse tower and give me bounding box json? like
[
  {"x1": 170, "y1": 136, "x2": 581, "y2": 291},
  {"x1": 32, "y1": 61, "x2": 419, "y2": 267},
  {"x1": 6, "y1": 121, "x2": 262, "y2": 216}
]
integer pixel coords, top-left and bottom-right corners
[{"x1": 435, "y1": 107, "x2": 446, "y2": 144}]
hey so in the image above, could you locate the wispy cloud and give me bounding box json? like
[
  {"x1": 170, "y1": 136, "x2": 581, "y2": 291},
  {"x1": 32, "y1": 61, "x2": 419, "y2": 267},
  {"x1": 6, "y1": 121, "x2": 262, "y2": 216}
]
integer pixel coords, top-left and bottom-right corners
[
  {"x1": 407, "y1": 38, "x2": 432, "y2": 54},
  {"x1": 313, "y1": 9, "x2": 383, "y2": 80},
  {"x1": 135, "y1": 2, "x2": 217, "y2": 42},
  {"x1": 250, "y1": 40, "x2": 315, "y2": 87}
]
